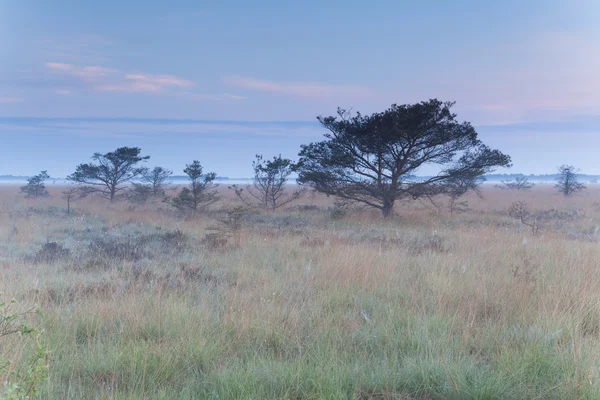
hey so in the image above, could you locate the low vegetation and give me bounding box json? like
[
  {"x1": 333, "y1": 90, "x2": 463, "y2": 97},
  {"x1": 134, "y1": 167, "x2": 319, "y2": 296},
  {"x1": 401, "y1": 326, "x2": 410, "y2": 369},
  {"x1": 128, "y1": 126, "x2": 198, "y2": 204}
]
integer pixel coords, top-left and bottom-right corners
[{"x1": 2, "y1": 184, "x2": 600, "y2": 399}]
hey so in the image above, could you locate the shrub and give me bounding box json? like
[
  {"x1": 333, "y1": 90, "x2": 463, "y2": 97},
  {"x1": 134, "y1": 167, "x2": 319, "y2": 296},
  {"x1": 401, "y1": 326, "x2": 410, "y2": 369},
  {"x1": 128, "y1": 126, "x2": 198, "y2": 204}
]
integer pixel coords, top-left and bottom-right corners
[
  {"x1": 0, "y1": 296, "x2": 47, "y2": 399},
  {"x1": 32, "y1": 242, "x2": 70, "y2": 263}
]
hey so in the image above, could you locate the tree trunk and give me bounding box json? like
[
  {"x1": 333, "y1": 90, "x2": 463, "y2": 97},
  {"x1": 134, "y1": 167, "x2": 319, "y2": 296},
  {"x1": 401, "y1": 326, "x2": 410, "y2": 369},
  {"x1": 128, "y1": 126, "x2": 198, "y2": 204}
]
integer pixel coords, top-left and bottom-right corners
[{"x1": 382, "y1": 198, "x2": 394, "y2": 218}]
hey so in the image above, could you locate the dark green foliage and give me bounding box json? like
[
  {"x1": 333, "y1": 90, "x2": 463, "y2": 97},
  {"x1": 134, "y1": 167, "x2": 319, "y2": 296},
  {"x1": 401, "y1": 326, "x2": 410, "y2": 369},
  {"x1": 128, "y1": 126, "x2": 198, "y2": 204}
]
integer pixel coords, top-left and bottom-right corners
[
  {"x1": 555, "y1": 165, "x2": 586, "y2": 196},
  {"x1": 231, "y1": 154, "x2": 304, "y2": 210},
  {"x1": 128, "y1": 183, "x2": 154, "y2": 204},
  {"x1": 296, "y1": 99, "x2": 511, "y2": 217},
  {"x1": 20, "y1": 171, "x2": 50, "y2": 198},
  {"x1": 68, "y1": 147, "x2": 150, "y2": 201},
  {"x1": 170, "y1": 161, "x2": 219, "y2": 213}
]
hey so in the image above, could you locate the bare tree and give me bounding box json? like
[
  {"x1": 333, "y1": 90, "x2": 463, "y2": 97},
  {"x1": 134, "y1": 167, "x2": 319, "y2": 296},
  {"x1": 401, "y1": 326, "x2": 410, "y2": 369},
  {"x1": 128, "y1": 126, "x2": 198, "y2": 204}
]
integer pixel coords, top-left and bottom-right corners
[
  {"x1": 497, "y1": 176, "x2": 535, "y2": 191},
  {"x1": 61, "y1": 185, "x2": 89, "y2": 215},
  {"x1": 68, "y1": 147, "x2": 149, "y2": 201},
  {"x1": 231, "y1": 154, "x2": 305, "y2": 211},
  {"x1": 555, "y1": 165, "x2": 586, "y2": 196},
  {"x1": 170, "y1": 161, "x2": 219, "y2": 213}
]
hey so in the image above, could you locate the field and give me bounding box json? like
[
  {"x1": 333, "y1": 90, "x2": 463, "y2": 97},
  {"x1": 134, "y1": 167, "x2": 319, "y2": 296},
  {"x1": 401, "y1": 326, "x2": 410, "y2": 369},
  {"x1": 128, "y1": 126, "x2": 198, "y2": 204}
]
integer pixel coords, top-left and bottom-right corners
[{"x1": 2, "y1": 184, "x2": 600, "y2": 399}]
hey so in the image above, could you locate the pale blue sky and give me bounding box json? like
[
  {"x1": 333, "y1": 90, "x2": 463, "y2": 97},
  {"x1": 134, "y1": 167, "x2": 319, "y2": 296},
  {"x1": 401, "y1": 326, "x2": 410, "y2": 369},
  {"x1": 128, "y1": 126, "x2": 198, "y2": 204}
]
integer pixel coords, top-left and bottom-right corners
[{"x1": 1, "y1": 1, "x2": 599, "y2": 177}]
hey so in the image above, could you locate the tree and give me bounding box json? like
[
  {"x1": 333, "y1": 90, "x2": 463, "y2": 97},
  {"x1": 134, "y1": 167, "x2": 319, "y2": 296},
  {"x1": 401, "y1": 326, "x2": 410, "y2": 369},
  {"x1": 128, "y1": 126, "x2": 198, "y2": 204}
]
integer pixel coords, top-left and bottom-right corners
[
  {"x1": 555, "y1": 165, "x2": 586, "y2": 196},
  {"x1": 497, "y1": 176, "x2": 535, "y2": 191},
  {"x1": 170, "y1": 161, "x2": 219, "y2": 213},
  {"x1": 61, "y1": 185, "x2": 89, "y2": 215},
  {"x1": 508, "y1": 201, "x2": 542, "y2": 235},
  {"x1": 20, "y1": 171, "x2": 50, "y2": 198},
  {"x1": 446, "y1": 175, "x2": 482, "y2": 216},
  {"x1": 127, "y1": 183, "x2": 154, "y2": 204},
  {"x1": 295, "y1": 100, "x2": 511, "y2": 218},
  {"x1": 140, "y1": 166, "x2": 172, "y2": 196},
  {"x1": 231, "y1": 154, "x2": 305, "y2": 211},
  {"x1": 67, "y1": 147, "x2": 149, "y2": 201}
]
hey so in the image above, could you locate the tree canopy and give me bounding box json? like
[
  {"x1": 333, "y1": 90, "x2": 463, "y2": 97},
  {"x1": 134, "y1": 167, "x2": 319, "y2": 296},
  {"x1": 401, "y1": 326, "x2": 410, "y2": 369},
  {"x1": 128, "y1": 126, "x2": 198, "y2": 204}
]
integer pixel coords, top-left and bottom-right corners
[
  {"x1": 140, "y1": 166, "x2": 172, "y2": 196},
  {"x1": 170, "y1": 161, "x2": 219, "y2": 213},
  {"x1": 20, "y1": 171, "x2": 50, "y2": 198},
  {"x1": 68, "y1": 147, "x2": 149, "y2": 201},
  {"x1": 555, "y1": 165, "x2": 585, "y2": 196},
  {"x1": 295, "y1": 99, "x2": 511, "y2": 217},
  {"x1": 231, "y1": 154, "x2": 304, "y2": 211}
]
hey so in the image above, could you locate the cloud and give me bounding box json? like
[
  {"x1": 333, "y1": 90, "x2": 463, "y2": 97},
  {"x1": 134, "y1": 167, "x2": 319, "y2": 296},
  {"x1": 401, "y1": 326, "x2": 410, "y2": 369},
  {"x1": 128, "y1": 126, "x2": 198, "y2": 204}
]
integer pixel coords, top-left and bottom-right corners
[
  {"x1": 222, "y1": 93, "x2": 246, "y2": 100},
  {"x1": 95, "y1": 81, "x2": 162, "y2": 93},
  {"x1": 96, "y1": 74, "x2": 194, "y2": 93},
  {"x1": 0, "y1": 97, "x2": 24, "y2": 103},
  {"x1": 55, "y1": 89, "x2": 73, "y2": 95},
  {"x1": 40, "y1": 35, "x2": 114, "y2": 65},
  {"x1": 125, "y1": 74, "x2": 193, "y2": 88},
  {"x1": 224, "y1": 76, "x2": 374, "y2": 100},
  {"x1": 0, "y1": 118, "x2": 323, "y2": 139},
  {"x1": 45, "y1": 61, "x2": 199, "y2": 94},
  {"x1": 46, "y1": 62, "x2": 73, "y2": 71},
  {"x1": 46, "y1": 62, "x2": 117, "y2": 82}
]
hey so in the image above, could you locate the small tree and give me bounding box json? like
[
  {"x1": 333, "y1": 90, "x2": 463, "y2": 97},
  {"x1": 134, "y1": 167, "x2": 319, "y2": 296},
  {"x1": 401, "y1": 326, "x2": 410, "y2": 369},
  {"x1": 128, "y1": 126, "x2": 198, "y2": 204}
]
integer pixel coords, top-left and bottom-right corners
[
  {"x1": 205, "y1": 205, "x2": 254, "y2": 247},
  {"x1": 231, "y1": 154, "x2": 305, "y2": 211},
  {"x1": 446, "y1": 175, "x2": 482, "y2": 216},
  {"x1": 508, "y1": 201, "x2": 542, "y2": 235},
  {"x1": 20, "y1": 171, "x2": 50, "y2": 198},
  {"x1": 497, "y1": 176, "x2": 535, "y2": 191},
  {"x1": 140, "y1": 166, "x2": 172, "y2": 196},
  {"x1": 555, "y1": 165, "x2": 585, "y2": 196},
  {"x1": 68, "y1": 147, "x2": 149, "y2": 201},
  {"x1": 170, "y1": 161, "x2": 219, "y2": 213},
  {"x1": 125, "y1": 183, "x2": 152, "y2": 204},
  {"x1": 61, "y1": 185, "x2": 89, "y2": 215}
]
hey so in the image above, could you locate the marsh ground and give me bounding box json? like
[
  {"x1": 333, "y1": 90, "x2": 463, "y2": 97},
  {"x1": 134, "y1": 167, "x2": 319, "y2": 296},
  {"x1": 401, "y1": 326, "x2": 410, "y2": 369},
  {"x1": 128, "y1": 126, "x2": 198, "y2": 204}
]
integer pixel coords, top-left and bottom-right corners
[{"x1": 2, "y1": 184, "x2": 600, "y2": 399}]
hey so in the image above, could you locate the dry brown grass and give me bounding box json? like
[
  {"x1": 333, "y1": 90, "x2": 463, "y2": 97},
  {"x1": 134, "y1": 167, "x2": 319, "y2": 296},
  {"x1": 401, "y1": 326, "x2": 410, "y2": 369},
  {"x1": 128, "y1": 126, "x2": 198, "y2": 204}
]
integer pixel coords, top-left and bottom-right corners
[{"x1": 2, "y1": 183, "x2": 600, "y2": 398}]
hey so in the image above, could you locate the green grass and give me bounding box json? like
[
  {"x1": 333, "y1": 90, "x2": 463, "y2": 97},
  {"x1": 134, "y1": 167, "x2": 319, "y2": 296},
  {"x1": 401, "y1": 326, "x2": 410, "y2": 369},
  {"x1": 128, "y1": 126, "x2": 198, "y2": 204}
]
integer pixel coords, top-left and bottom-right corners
[{"x1": 3, "y1": 186, "x2": 600, "y2": 398}]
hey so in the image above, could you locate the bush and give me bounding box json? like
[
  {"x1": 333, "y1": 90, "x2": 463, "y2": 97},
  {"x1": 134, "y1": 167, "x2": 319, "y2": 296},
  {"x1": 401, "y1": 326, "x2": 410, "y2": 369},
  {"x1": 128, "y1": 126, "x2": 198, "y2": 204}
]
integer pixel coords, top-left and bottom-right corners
[
  {"x1": 32, "y1": 242, "x2": 70, "y2": 263},
  {"x1": 0, "y1": 296, "x2": 47, "y2": 399}
]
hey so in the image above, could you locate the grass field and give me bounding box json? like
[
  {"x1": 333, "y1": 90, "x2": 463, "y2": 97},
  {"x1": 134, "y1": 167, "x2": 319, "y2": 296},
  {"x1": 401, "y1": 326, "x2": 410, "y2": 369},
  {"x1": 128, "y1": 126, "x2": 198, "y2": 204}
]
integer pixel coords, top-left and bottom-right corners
[{"x1": 2, "y1": 184, "x2": 600, "y2": 399}]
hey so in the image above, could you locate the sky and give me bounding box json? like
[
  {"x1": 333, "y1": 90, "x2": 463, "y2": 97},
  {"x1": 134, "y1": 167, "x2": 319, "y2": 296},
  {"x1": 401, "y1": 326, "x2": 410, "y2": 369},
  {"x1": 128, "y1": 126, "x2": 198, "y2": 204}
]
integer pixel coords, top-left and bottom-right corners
[{"x1": 1, "y1": 0, "x2": 599, "y2": 177}]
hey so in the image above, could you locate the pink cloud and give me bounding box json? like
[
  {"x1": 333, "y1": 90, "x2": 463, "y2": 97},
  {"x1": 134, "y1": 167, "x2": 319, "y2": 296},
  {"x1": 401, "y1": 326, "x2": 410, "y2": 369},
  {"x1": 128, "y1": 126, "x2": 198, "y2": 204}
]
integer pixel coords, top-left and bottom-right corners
[
  {"x1": 43, "y1": 61, "x2": 241, "y2": 101},
  {"x1": 0, "y1": 97, "x2": 24, "y2": 103},
  {"x1": 96, "y1": 74, "x2": 193, "y2": 93},
  {"x1": 45, "y1": 61, "x2": 194, "y2": 94},
  {"x1": 223, "y1": 76, "x2": 373, "y2": 99},
  {"x1": 75, "y1": 66, "x2": 116, "y2": 81},
  {"x1": 46, "y1": 62, "x2": 117, "y2": 82},
  {"x1": 125, "y1": 74, "x2": 193, "y2": 88},
  {"x1": 96, "y1": 81, "x2": 162, "y2": 93},
  {"x1": 45, "y1": 62, "x2": 74, "y2": 71}
]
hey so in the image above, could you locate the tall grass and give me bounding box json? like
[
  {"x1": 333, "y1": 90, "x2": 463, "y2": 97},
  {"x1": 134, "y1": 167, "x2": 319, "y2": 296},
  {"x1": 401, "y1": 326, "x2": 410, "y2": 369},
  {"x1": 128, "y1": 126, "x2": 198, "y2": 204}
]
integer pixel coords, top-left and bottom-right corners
[{"x1": 2, "y1": 184, "x2": 600, "y2": 399}]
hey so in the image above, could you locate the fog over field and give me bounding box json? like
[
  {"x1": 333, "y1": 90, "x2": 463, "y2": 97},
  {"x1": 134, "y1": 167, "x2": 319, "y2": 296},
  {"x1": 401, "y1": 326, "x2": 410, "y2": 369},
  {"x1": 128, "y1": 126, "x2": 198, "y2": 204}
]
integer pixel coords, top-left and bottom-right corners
[{"x1": 2, "y1": 1, "x2": 600, "y2": 399}]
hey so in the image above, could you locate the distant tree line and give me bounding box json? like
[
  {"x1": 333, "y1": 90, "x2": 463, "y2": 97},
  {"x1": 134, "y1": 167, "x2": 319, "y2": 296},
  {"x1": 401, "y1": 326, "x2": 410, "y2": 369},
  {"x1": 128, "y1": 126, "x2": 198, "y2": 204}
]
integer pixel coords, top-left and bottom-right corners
[{"x1": 17, "y1": 98, "x2": 591, "y2": 218}]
